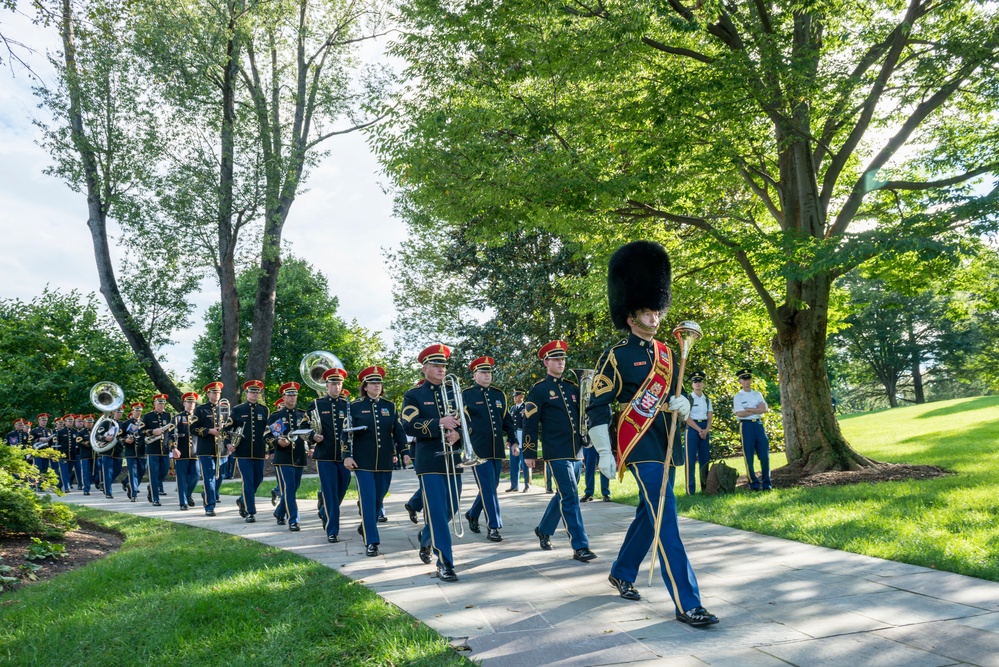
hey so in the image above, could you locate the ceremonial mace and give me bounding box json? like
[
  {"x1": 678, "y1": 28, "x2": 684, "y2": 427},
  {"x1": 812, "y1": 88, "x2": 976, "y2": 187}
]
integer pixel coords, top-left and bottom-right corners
[{"x1": 648, "y1": 320, "x2": 702, "y2": 587}]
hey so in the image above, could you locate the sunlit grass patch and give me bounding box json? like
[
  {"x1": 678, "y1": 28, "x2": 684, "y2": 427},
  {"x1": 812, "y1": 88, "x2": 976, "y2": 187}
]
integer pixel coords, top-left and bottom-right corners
[{"x1": 0, "y1": 507, "x2": 471, "y2": 667}]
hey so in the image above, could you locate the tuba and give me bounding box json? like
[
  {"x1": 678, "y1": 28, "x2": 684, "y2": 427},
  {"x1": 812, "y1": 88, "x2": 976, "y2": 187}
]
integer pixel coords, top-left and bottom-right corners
[
  {"x1": 300, "y1": 350, "x2": 346, "y2": 396},
  {"x1": 567, "y1": 368, "x2": 596, "y2": 445},
  {"x1": 89, "y1": 381, "x2": 124, "y2": 454}
]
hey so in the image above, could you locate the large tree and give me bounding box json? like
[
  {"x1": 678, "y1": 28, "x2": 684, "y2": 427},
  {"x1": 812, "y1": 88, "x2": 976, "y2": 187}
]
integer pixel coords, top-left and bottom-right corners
[
  {"x1": 34, "y1": 0, "x2": 199, "y2": 408},
  {"x1": 377, "y1": 0, "x2": 999, "y2": 472},
  {"x1": 191, "y1": 256, "x2": 384, "y2": 399}
]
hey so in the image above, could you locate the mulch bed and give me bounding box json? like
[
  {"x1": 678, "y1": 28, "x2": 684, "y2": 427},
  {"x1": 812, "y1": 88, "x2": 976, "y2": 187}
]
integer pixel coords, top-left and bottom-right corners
[
  {"x1": 748, "y1": 461, "x2": 951, "y2": 489},
  {"x1": 0, "y1": 520, "x2": 124, "y2": 593}
]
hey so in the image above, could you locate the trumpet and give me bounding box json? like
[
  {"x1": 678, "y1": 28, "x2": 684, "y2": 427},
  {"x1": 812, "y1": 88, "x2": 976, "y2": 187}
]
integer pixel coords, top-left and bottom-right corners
[{"x1": 438, "y1": 374, "x2": 482, "y2": 538}]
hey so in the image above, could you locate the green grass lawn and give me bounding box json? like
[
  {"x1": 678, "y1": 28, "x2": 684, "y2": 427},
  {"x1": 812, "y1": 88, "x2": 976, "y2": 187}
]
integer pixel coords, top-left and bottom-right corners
[
  {"x1": 602, "y1": 395, "x2": 999, "y2": 581},
  {"x1": 0, "y1": 508, "x2": 471, "y2": 667}
]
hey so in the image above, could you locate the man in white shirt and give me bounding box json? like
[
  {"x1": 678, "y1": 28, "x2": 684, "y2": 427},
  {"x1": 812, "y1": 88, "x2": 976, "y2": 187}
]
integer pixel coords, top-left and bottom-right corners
[
  {"x1": 733, "y1": 368, "x2": 771, "y2": 491},
  {"x1": 683, "y1": 371, "x2": 713, "y2": 494}
]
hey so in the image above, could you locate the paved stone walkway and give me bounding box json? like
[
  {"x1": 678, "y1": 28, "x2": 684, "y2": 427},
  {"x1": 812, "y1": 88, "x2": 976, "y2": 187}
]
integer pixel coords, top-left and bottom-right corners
[{"x1": 67, "y1": 471, "x2": 999, "y2": 666}]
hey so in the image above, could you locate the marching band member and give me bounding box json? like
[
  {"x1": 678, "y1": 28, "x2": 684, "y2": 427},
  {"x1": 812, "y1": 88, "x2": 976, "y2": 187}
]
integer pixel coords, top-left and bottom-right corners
[
  {"x1": 345, "y1": 366, "x2": 409, "y2": 556},
  {"x1": 506, "y1": 390, "x2": 530, "y2": 492},
  {"x1": 29, "y1": 414, "x2": 55, "y2": 485},
  {"x1": 172, "y1": 393, "x2": 200, "y2": 511},
  {"x1": 401, "y1": 345, "x2": 463, "y2": 582},
  {"x1": 268, "y1": 396, "x2": 285, "y2": 508},
  {"x1": 307, "y1": 368, "x2": 352, "y2": 542},
  {"x1": 54, "y1": 416, "x2": 73, "y2": 493},
  {"x1": 462, "y1": 356, "x2": 517, "y2": 542},
  {"x1": 121, "y1": 403, "x2": 144, "y2": 501},
  {"x1": 265, "y1": 382, "x2": 310, "y2": 531},
  {"x1": 4, "y1": 418, "x2": 27, "y2": 447},
  {"x1": 193, "y1": 382, "x2": 225, "y2": 515},
  {"x1": 586, "y1": 240, "x2": 717, "y2": 627},
  {"x1": 231, "y1": 380, "x2": 269, "y2": 523},
  {"x1": 80, "y1": 415, "x2": 97, "y2": 495},
  {"x1": 523, "y1": 340, "x2": 595, "y2": 562},
  {"x1": 142, "y1": 395, "x2": 172, "y2": 506},
  {"x1": 70, "y1": 415, "x2": 86, "y2": 490},
  {"x1": 94, "y1": 408, "x2": 124, "y2": 498}
]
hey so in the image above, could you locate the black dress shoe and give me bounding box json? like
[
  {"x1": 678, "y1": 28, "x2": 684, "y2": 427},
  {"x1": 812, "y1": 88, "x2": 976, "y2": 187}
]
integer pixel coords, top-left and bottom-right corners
[
  {"x1": 534, "y1": 527, "x2": 552, "y2": 551},
  {"x1": 271, "y1": 488, "x2": 278, "y2": 506},
  {"x1": 676, "y1": 606, "x2": 719, "y2": 627},
  {"x1": 602, "y1": 495, "x2": 611, "y2": 502},
  {"x1": 121, "y1": 480, "x2": 129, "y2": 493},
  {"x1": 377, "y1": 515, "x2": 387, "y2": 523},
  {"x1": 130, "y1": 497, "x2": 137, "y2": 503},
  {"x1": 487, "y1": 528, "x2": 502, "y2": 542},
  {"x1": 365, "y1": 544, "x2": 379, "y2": 557},
  {"x1": 504, "y1": 487, "x2": 517, "y2": 493},
  {"x1": 357, "y1": 523, "x2": 364, "y2": 536},
  {"x1": 275, "y1": 516, "x2": 286, "y2": 526},
  {"x1": 83, "y1": 491, "x2": 90, "y2": 496},
  {"x1": 105, "y1": 494, "x2": 114, "y2": 499},
  {"x1": 464, "y1": 511, "x2": 480, "y2": 533},
  {"x1": 328, "y1": 535, "x2": 339, "y2": 543},
  {"x1": 236, "y1": 497, "x2": 247, "y2": 518},
  {"x1": 245, "y1": 515, "x2": 256, "y2": 523},
  {"x1": 289, "y1": 522, "x2": 300, "y2": 532},
  {"x1": 152, "y1": 501, "x2": 161, "y2": 507},
  {"x1": 580, "y1": 493, "x2": 593, "y2": 502},
  {"x1": 436, "y1": 563, "x2": 458, "y2": 582},
  {"x1": 187, "y1": 496, "x2": 195, "y2": 507},
  {"x1": 180, "y1": 504, "x2": 188, "y2": 511},
  {"x1": 405, "y1": 503, "x2": 419, "y2": 524},
  {"x1": 608, "y1": 574, "x2": 641, "y2": 601},
  {"x1": 147, "y1": 487, "x2": 152, "y2": 502},
  {"x1": 419, "y1": 546, "x2": 432, "y2": 564},
  {"x1": 573, "y1": 548, "x2": 597, "y2": 562},
  {"x1": 522, "y1": 485, "x2": 530, "y2": 493},
  {"x1": 206, "y1": 510, "x2": 216, "y2": 517},
  {"x1": 546, "y1": 488, "x2": 554, "y2": 494}
]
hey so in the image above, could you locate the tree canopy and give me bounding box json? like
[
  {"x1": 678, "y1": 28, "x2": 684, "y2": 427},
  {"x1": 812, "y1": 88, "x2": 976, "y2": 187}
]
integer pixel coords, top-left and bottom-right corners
[{"x1": 376, "y1": 0, "x2": 999, "y2": 472}]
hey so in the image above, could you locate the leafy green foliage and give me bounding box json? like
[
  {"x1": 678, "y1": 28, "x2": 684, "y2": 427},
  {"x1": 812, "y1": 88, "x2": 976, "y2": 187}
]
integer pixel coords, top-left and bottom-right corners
[
  {"x1": 0, "y1": 288, "x2": 156, "y2": 423},
  {"x1": 24, "y1": 537, "x2": 66, "y2": 561},
  {"x1": 191, "y1": 256, "x2": 384, "y2": 398}
]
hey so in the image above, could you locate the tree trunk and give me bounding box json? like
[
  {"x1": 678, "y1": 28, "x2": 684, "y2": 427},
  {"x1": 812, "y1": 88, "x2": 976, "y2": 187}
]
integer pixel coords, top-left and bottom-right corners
[
  {"x1": 773, "y1": 274, "x2": 874, "y2": 473},
  {"x1": 60, "y1": 0, "x2": 182, "y2": 411},
  {"x1": 909, "y1": 319, "x2": 925, "y2": 404},
  {"x1": 218, "y1": 8, "x2": 241, "y2": 404},
  {"x1": 244, "y1": 210, "x2": 287, "y2": 382}
]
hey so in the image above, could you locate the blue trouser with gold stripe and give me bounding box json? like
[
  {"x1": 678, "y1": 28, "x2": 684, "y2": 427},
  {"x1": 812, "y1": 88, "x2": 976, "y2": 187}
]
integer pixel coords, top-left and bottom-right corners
[
  {"x1": 740, "y1": 420, "x2": 771, "y2": 490},
  {"x1": 317, "y1": 460, "x2": 351, "y2": 538},
  {"x1": 198, "y1": 456, "x2": 219, "y2": 511},
  {"x1": 236, "y1": 459, "x2": 265, "y2": 516},
  {"x1": 582, "y1": 446, "x2": 610, "y2": 497},
  {"x1": 124, "y1": 457, "x2": 140, "y2": 499},
  {"x1": 418, "y1": 472, "x2": 462, "y2": 567},
  {"x1": 685, "y1": 420, "x2": 710, "y2": 494},
  {"x1": 355, "y1": 470, "x2": 391, "y2": 545},
  {"x1": 274, "y1": 465, "x2": 303, "y2": 525},
  {"x1": 468, "y1": 458, "x2": 503, "y2": 529},
  {"x1": 610, "y1": 461, "x2": 701, "y2": 615},
  {"x1": 538, "y1": 459, "x2": 588, "y2": 550},
  {"x1": 174, "y1": 459, "x2": 198, "y2": 507}
]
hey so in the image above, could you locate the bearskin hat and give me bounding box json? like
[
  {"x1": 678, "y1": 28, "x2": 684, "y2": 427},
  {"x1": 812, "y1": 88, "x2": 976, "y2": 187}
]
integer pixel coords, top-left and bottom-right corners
[{"x1": 608, "y1": 240, "x2": 672, "y2": 330}]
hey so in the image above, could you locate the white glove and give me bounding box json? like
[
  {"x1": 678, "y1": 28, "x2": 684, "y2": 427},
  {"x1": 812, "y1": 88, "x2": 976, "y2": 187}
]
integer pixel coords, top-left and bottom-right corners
[
  {"x1": 588, "y1": 423, "x2": 616, "y2": 479},
  {"x1": 668, "y1": 395, "x2": 691, "y2": 423}
]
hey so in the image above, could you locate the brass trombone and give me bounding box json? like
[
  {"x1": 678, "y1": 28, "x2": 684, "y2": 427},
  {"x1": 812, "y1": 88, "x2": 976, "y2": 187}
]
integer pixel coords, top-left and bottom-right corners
[{"x1": 438, "y1": 374, "x2": 482, "y2": 538}]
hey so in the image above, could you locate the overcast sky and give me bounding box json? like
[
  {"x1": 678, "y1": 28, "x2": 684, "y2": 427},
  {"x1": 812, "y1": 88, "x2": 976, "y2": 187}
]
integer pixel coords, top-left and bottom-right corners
[{"x1": 0, "y1": 10, "x2": 405, "y2": 381}]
